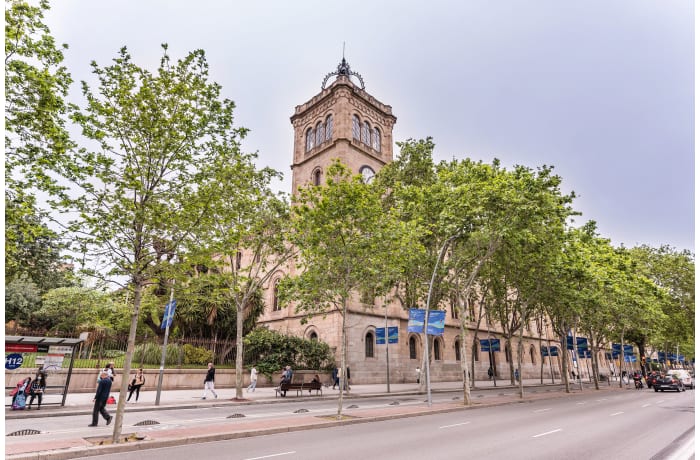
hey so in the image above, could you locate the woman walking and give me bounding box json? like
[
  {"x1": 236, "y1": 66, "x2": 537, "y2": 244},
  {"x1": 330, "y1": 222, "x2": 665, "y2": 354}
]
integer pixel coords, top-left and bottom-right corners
[{"x1": 127, "y1": 368, "x2": 146, "y2": 403}]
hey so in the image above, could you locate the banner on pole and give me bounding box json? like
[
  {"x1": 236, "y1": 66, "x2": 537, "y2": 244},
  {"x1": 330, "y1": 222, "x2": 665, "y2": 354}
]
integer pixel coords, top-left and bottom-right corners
[
  {"x1": 407, "y1": 309, "x2": 446, "y2": 336},
  {"x1": 541, "y1": 346, "x2": 559, "y2": 357},
  {"x1": 480, "y1": 338, "x2": 500, "y2": 352},
  {"x1": 566, "y1": 337, "x2": 589, "y2": 351},
  {"x1": 376, "y1": 327, "x2": 399, "y2": 345},
  {"x1": 577, "y1": 349, "x2": 591, "y2": 359},
  {"x1": 161, "y1": 300, "x2": 177, "y2": 329}
]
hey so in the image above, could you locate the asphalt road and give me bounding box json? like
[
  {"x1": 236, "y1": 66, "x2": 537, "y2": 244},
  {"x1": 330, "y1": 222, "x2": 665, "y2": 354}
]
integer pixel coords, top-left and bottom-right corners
[{"x1": 83, "y1": 388, "x2": 694, "y2": 460}]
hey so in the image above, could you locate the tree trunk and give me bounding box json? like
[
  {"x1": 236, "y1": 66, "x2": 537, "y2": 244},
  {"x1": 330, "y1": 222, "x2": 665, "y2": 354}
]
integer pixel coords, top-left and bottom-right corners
[
  {"x1": 337, "y1": 299, "x2": 347, "y2": 419},
  {"x1": 111, "y1": 280, "x2": 143, "y2": 443}
]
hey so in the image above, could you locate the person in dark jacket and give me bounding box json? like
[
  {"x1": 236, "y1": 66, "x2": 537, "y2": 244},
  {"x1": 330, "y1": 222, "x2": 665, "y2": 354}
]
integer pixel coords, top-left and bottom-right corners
[
  {"x1": 28, "y1": 374, "x2": 46, "y2": 410},
  {"x1": 89, "y1": 371, "x2": 113, "y2": 427},
  {"x1": 202, "y1": 362, "x2": 218, "y2": 399}
]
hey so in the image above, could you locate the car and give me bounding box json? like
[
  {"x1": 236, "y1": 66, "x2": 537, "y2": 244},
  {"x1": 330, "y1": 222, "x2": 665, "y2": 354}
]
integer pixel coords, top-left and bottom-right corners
[
  {"x1": 667, "y1": 369, "x2": 694, "y2": 389},
  {"x1": 646, "y1": 372, "x2": 662, "y2": 388},
  {"x1": 654, "y1": 375, "x2": 685, "y2": 392}
]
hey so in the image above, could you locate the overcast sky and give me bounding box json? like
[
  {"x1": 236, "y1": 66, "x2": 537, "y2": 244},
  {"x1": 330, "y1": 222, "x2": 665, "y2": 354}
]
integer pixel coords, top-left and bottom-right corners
[{"x1": 44, "y1": 0, "x2": 694, "y2": 252}]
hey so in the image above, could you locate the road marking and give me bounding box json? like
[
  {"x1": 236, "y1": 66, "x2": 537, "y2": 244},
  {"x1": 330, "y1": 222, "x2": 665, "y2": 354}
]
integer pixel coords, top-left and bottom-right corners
[
  {"x1": 610, "y1": 412, "x2": 624, "y2": 417},
  {"x1": 533, "y1": 408, "x2": 552, "y2": 413},
  {"x1": 532, "y1": 428, "x2": 562, "y2": 438},
  {"x1": 576, "y1": 402, "x2": 586, "y2": 405},
  {"x1": 642, "y1": 403, "x2": 651, "y2": 408},
  {"x1": 439, "y1": 421, "x2": 471, "y2": 429},
  {"x1": 245, "y1": 452, "x2": 296, "y2": 460},
  {"x1": 656, "y1": 400, "x2": 665, "y2": 404}
]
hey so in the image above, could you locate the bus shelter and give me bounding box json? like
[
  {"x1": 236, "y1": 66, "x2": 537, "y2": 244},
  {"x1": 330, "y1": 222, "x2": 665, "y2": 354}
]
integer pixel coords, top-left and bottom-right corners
[{"x1": 5, "y1": 335, "x2": 84, "y2": 407}]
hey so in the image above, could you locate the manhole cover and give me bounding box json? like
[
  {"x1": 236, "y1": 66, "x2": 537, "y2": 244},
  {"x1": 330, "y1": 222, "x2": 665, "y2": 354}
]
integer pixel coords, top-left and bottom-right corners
[
  {"x1": 227, "y1": 413, "x2": 246, "y2": 418},
  {"x1": 134, "y1": 420, "x2": 160, "y2": 426},
  {"x1": 7, "y1": 429, "x2": 41, "y2": 437},
  {"x1": 294, "y1": 408, "x2": 309, "y2": 413}
]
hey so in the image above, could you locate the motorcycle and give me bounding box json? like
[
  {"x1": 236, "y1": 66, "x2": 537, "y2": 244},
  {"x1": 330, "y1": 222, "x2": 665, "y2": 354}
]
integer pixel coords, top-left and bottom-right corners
[{"x1": 634, "y1": 377, "x2": 644, "y2": 390}]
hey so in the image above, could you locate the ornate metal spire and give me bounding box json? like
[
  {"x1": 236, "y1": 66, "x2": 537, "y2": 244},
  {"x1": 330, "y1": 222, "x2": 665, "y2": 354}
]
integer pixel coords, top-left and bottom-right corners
[{"x1": 321, "y1": 57, "x2": 365, "y2": 90}]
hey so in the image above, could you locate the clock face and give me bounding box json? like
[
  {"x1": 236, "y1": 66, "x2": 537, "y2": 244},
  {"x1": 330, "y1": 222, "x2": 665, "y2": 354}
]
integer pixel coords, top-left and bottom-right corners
[{"x1": 360, "y1": 166, "x2": 375, "y2": 184}]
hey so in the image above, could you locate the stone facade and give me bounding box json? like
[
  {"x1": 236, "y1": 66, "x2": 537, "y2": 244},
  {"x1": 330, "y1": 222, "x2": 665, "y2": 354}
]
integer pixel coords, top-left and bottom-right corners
[{"x1": 255, "y1": 61, "x2": 588, "y2": 384}]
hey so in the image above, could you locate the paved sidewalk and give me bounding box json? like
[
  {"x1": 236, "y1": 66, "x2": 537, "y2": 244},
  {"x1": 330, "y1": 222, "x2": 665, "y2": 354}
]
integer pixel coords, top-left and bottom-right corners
[{"x1": 5, "y1": 378, "x2": 622, "y2": 459}]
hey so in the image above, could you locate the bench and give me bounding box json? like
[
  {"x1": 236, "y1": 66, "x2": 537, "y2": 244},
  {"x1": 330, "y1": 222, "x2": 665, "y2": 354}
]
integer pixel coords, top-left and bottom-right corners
[{"x1": 275, "y1": 381, "x2": 323, "y2": 397}]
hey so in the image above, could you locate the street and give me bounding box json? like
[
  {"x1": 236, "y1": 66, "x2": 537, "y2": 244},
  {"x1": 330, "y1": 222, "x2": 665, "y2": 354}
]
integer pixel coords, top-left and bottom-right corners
[{"x1": 6, "y1": 384, "x2": 693, "y2": 460}]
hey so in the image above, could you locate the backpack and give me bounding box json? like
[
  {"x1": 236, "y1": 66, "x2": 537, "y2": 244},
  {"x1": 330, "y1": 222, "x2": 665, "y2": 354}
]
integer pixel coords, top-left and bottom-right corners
[{"x1": 12, "y1": 384, "x2": 28, "y2": 410}]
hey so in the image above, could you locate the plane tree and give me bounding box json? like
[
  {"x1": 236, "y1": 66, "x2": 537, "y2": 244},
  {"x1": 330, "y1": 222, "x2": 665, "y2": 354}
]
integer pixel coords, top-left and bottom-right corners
[
  {"x1": 282, "y1": 161, "x2": 421, "y2": 418},
  {"x1": 64, "y1": 45, "x2": 248, "y2": 442}
]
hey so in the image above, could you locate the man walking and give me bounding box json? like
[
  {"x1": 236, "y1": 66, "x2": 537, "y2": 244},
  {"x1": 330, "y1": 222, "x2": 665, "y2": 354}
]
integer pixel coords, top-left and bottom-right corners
[
  {"x1": 202, "y1": 362, "x2": 218, "y2": 399},
  {"x1": 89, "y1": 371, "x2": 113, "y2": 427},
  {"x1": 247, "y1": 366, "x2": 258, "y2": 392}
]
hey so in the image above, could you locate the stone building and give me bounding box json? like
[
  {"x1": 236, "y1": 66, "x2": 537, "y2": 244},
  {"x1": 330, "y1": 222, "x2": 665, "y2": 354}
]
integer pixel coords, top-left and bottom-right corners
[{"x1": 256, "y1": 59, "x2": 572, "y2": 384}]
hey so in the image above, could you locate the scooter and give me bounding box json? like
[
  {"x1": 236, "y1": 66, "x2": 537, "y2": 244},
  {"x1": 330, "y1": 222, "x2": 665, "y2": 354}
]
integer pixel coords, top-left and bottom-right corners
[{"x1": 634, "y1": 377, "x2": 644, "y2": 390}]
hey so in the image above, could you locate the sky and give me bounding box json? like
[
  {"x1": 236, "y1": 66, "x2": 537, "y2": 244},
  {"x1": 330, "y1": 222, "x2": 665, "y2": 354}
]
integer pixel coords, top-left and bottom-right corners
[{"x1": 43, "y1": 0, "x2": 695, "y2": 252}]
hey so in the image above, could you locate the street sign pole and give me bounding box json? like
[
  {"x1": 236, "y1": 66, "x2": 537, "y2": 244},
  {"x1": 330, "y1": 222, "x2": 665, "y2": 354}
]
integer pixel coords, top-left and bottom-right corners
[{"x1": 155, "y1": 287, "x2": 175, "y2": 406}]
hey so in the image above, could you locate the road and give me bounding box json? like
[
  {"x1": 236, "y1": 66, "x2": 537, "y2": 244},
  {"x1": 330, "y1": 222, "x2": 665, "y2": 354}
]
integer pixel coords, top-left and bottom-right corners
[{"x1": 57, "y1": 388, "x2": 693, "y2": 460}]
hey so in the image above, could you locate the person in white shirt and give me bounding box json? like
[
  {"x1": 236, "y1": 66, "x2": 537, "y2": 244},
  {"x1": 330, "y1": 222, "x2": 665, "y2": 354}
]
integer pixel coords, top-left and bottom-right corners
[{"x1": 247, "y1": 366, "x2": 258, "y2": 392}]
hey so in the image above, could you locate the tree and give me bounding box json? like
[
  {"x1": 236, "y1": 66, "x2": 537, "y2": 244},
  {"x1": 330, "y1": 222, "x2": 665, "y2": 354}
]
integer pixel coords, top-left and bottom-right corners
[
  {"x1": 5, "y1": 0, "x2": 74, "y2": 277},
  {"x1": 35, "y1": 286, "x2": 120, "y2": 333},
  {"x1": 65, "y1": 45, "x2": 248, "y2": 443},
  {"x1": 284, "y1": 161, "x2": 420, "y2": 418},
  {"x1": 5, "y1": 273, "x2": 42, "y2": 327},
  {"x1": 188, "y1": 148, "x2": 295, "y2": 399}
]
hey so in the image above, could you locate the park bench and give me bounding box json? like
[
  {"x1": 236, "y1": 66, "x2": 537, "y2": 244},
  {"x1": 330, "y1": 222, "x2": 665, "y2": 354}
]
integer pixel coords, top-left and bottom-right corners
[{"x1": 275, "y1": 380, "x2": 323, "y2": 397}]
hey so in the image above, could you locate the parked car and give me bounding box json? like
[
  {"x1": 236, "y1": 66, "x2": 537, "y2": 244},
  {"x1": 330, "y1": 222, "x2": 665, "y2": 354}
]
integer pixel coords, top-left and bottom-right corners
[
  {"x1": 667, "y1": 370, "x2": 694, "y2": 389},
  {"x1": 654, "y1": 375, "x2": 685, "y2": 392}
]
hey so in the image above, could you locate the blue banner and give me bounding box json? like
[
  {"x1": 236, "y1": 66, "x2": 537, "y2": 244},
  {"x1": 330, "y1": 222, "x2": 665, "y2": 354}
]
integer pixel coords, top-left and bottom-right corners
[
  {"x1": 161, "y1": 300, "x2": 177, "y2": 329},
  {"x1": 541, "y1": 346, "x2": 559, "y2": 357},
  {"x1": 657, "y1": 351, "x2": 666, "y2": 360},
  {"x1": 577, "y1": 349, "x2": 591, "y2": 359},
  {"x1": 566, "y1": 337, "x2": 589, "y2": 351},
  {"x1": 376, "y1": 327, "x2": 399, "y2": 345},
  {"x1": 480, "y1": 339, "x2": 500, "y2": 352},
  {"x1": 408, "y1": 309, "x2": 424, "y2": 333},
  {"x1": 624, "y1": 355, "x2": 637, "y2": 363},
  {"x1": 407, "y1": 309, "x2": 446, "y2": 336}
]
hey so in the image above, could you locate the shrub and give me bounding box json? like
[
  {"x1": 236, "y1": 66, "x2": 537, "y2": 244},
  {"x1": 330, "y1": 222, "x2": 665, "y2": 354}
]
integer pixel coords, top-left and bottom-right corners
[
  {"x1": 183, "y1": 344, "x2": 214, "y2": 365},
  {"x1": 133, "y1": 342, "x2": 181, "y2": 365}
]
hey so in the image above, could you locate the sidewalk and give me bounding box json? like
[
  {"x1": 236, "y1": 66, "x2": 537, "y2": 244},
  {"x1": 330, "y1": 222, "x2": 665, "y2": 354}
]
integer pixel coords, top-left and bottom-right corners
[{"x1": 6, "y1": 378, "x2": 620, "y2": 460}]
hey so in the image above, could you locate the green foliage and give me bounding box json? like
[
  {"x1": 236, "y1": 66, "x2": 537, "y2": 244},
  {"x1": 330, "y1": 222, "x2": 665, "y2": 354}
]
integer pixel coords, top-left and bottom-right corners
[
  {"x1": 5, "y1": 273, "x2": 42, "y2": 323},
  {"x1": 133, "y1": 343, "x2": 181, "y2": 366},
  {"x1": 243, "y1": 327, "x2": 335, "y2": 379},
  {"x1": 35, "y1": 286, "x2": 120, "y2": 333},
  {"x1": 183, "y1": 344, "x2": 214, "y2": 365}
]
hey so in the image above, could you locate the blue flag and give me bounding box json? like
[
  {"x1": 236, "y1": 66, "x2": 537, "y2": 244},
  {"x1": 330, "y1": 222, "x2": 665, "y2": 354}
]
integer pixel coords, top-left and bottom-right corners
[{"x1": 161, "y1": 300, "x2": 177, "y2": 329}]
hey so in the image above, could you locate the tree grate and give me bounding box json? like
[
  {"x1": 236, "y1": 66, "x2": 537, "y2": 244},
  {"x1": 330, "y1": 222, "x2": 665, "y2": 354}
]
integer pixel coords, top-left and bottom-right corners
[
  {"x1": 227, "y1": 413, "x2": 246, "y2": 418},
  {"x1": 346, "y1": 404, "x2": 359, "y2": 409},
  {"x1": 294, "y1": 408, "x2": 309, "y2": 413},
  {"x1": 389, "y1": 401, "x2": 400, "y2": 406},
  {"x1": 133, "y1": 420, "x2": 160, "y2": 426},
  {"x1": 7, "y1": 429, "x2": 42, "y2": 437}
]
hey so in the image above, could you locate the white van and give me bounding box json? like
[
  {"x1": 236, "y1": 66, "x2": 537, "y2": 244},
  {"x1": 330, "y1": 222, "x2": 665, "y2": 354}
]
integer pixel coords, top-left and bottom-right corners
[{"x1": 667, "y1": 369, "x2": 694, "y2": 389}]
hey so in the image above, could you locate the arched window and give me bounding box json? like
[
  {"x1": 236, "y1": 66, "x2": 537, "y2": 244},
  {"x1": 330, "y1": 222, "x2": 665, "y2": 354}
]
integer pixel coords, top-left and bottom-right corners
[
  {"x1": 313, "y1": 168, "x2": 321, "y2": 186},
  {"x1": 455, "y1": 340, "x2": 461, "y2": 362},
  {"x1": 433, "y1": 338, "x2": 441, "y2": 361},
  {"x1": 272, "y1": 279, "x2": 281, "y2": 311},
  {"x1": 306, "y1": 127, "x2": 315, "y2": 151},
  {"x1": 310, "y1": 331, "x2": 318, "y2": 341},
  {"x1": 365, "y1": 332, "x2": 374, "y2": 358},
  {"x1": 325, "y1": 115, "x2": 333, "y2": 140},
  {"x1": 352, "y1": 115, "x2": 360, "y2": 140},
  {"x1": 409, "y1": 336, "x2": 417, "y2": 359},
  {"x1": 530, "y1": 345, "x2": 537, "y2": 364},
  {"x1": 372, "y1": 127, "x2": 381, "y2": 151},
  {"x1": 361, "y1": 121, "x2": 370, "y2": 145},
  {"x1": 316, "y1": 121, "x2": 324, "y2": 146}
]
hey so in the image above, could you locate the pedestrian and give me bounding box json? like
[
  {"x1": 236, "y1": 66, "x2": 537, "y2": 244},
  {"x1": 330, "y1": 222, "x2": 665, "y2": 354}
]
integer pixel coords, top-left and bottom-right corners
[
  {"x1": 11, "y1": 377, "x2": 31, "y2": 410},
  {"x1": 89, "y1": 371, "x2": 113, "y2": 427},
  {"x1": 345, "y1": 366, "x2": 351, "y2": 390},
  {"x1": 127, "y1": 368, "x2": 145, "y2": 403},
  {"x1": 247, "y1": 366, "x2": 258, "y2": 392},
  {"x1": 28, "y1": 373, "x2": 46, "y2": 410},
  {"x1": 488, "y1": 367, "x2": 493, "y2": 379},
  {"x1": 331, "y1": 367, "x2": 339, "y2": 389},
  {"x1": 202, "y1": 362, "x2": 218, "y2": 399},
  {"x1": 279, "y1": 366, "x2": 292, "y2": 397},
  {"x1": 415, "y1": 367, "x2": 421, "y2": 383},
  {"x1": 284, "y1": 365, "x2": 293, "y2": 382}
]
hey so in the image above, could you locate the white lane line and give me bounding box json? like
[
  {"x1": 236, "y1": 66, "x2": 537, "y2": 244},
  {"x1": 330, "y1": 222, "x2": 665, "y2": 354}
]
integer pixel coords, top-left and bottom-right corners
[
  {"x1": 576, "y1": 402, "x2": 586, "y2": 405},
  {"x1": 642, "y1": 403, "x2": 651, "y2": 408},
  {"x1": 439, "y1": 421, "x2": 471, "y2": 429},
  {"x1": 656, "y1": 400, "x2": 665, "y2": 404},
  {"x1": 610, "y1": 412, "x2": 624, "y2": 417},
  {"x1": 533, "y1": 408, "x2": 552, "y2": 413},
  {"x1": 532, "y1": 428, "x2": 562, "y2": 438},
  {"x1": 245, "y1": 452, "x2": 296, "y2": 460}
]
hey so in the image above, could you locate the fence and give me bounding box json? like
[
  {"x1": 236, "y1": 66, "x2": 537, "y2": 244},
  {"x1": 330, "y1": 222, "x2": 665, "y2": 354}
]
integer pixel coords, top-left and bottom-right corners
[{"x1": 7, "y1": 329, "x2": 237, "y2": 369}]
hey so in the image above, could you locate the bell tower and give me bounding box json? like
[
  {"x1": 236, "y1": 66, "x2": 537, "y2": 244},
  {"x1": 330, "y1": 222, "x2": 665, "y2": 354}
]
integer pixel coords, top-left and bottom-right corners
[{"x1": 290, "y1": 58, "x2": 397, "y2": 192}]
